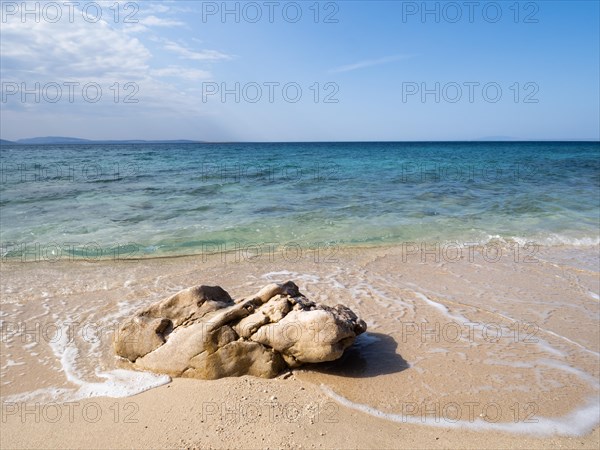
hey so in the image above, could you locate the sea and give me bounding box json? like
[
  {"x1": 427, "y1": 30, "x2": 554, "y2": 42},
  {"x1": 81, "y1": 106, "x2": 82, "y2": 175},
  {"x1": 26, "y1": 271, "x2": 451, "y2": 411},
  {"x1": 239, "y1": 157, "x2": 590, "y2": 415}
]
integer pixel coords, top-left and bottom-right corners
[{"x1": 1, "y1": 141, "x2": 599, "y2": 261}]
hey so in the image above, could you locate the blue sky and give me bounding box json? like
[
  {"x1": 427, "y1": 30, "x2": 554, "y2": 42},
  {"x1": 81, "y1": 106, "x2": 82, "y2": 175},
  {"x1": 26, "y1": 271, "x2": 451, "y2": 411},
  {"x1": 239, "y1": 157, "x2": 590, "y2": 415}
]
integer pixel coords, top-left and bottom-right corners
[{"x1": 1, "y1": 0, "x2": 599, "y2": 141}]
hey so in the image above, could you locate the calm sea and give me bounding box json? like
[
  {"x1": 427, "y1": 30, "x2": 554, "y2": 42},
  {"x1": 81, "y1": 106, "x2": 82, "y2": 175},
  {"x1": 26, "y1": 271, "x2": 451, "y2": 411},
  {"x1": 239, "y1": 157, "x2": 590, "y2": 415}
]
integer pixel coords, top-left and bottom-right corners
[{"x1": 1, "y1": 141, "x2": 599, "y2": 260}]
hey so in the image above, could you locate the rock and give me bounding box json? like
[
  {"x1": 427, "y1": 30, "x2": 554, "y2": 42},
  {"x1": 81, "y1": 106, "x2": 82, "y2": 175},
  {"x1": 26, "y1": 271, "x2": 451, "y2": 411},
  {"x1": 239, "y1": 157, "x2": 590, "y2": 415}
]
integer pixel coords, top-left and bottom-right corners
[{"x1": 114, "y1": 281, "x2": 367, "y2": 379}]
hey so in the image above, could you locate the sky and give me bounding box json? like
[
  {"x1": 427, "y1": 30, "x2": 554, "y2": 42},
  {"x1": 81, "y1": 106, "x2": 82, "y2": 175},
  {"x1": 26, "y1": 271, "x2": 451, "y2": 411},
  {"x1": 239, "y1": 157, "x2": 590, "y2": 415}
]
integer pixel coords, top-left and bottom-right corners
[{"x1": 0, "y1": 0, "x2": 599, "y2": 141}]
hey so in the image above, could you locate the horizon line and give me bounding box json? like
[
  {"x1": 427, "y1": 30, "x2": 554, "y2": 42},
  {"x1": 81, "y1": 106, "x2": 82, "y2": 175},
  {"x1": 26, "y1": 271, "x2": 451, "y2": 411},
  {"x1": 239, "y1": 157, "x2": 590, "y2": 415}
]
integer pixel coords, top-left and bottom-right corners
[{"x1": 2, "y1": 138, "x2": 599, "y2": 144}]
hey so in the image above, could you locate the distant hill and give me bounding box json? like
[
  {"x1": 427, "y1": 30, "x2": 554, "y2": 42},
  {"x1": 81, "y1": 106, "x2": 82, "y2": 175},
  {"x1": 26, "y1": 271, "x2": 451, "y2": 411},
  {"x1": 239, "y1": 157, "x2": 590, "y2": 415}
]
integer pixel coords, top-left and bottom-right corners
[
  {"x1": 17, "y1": 137, "x2": 91, "y2": 144},
  {"x1": 0, "y1": 139, "x2": 15, "y2": 145},
  {"x1": 13, "y1": 136, "x2": 203, "y2": 145}
]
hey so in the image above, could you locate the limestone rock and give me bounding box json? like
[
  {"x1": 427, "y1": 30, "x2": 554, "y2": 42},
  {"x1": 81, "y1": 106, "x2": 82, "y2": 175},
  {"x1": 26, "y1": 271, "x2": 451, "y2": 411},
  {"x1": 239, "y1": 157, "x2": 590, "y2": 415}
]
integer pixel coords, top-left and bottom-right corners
[{"x1": 114, "y1": 281, "x2": 366, "y2": 379}]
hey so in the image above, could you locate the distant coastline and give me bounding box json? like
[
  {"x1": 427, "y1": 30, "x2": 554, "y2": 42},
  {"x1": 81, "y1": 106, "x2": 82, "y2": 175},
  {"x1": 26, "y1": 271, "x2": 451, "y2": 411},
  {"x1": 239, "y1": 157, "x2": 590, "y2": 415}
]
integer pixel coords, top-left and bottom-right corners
[
  {"x1": 0, "y1": 137, "x2": 204, "y2": 145},
  {"x1": 1, "y1": 137, "x2": 600, "y2": 146}
]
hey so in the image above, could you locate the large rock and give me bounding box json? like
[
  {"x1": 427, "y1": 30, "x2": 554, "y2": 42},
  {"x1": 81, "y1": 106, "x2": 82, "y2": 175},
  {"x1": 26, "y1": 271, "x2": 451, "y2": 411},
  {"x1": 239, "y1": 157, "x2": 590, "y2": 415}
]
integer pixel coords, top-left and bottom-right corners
[{"x1": 114, "y1": 281, "x2": 367, "y2": 379}]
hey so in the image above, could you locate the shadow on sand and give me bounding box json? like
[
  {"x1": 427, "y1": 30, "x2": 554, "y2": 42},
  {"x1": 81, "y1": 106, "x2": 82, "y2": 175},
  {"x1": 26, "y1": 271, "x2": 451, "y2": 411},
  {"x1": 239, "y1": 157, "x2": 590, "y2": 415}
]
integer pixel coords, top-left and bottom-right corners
[{"x1": 300, "y1": 332, "x2": 409, "y2": 378}]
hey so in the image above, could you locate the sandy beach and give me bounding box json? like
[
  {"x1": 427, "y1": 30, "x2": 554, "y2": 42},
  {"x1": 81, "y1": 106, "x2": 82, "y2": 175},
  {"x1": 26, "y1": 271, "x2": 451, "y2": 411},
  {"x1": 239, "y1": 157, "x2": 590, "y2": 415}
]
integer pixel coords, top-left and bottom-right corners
[
  {"x1": 2, "y1": 0, "x2": 599, "y2": 448},
  {"x1": 2, "y1": 243, "x2": 599, "y2": 449}
]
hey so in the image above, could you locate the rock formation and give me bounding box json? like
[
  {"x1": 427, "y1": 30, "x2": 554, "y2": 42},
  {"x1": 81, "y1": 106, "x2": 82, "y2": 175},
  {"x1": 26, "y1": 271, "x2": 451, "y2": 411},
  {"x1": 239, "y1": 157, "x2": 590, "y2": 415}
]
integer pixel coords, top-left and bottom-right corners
[{"x1": 114, "y1": 281, "x2": 367, "y2": 379}]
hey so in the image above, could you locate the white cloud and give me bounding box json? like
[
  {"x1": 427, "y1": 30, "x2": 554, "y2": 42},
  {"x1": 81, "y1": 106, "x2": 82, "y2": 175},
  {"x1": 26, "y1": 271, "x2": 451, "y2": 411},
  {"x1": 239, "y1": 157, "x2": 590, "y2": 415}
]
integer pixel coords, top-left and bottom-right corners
[
  {"x1": 162, "y1": 39, "x2": 232, "y2": 61},
  {"x1": 0, "y1": 2, "x2": 232, "y2": 138},
  {"x1": 142, "y1": 3, "x2": 172, "y2": 14},
  {"x1": 151, "y1": 66, "x2": 212, "y2": 81},
  {"x1": 122, "y1": 15, "x2": 185, "y2": 34},
  {"x1": 121, "y1": 23, "x2": 149, "y2": 34},
  {"x1": 0, "y1": 9, "x2": 210, "y2": 114},
  {"x1": 141, "y1": 15, "x2": 184, "y2": 27},
  {"x1": 329, "y1": 55, "x2": 411, "y2": 73},
  {"x1": 0, "y1": 15, "x2": 150, "y2": 79}
]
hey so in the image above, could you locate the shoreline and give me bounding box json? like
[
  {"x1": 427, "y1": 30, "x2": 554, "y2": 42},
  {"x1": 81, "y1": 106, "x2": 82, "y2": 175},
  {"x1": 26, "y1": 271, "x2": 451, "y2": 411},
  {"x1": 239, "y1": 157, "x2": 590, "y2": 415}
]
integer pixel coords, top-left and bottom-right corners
[{"x1": 2, "y1": 239, "x2": 599, "y2": 265}]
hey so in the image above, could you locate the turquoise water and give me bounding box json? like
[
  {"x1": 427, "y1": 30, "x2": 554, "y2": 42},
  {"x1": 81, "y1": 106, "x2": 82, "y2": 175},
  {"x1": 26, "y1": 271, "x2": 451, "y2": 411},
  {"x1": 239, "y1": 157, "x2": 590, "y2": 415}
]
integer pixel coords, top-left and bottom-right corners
[{"x1": 1, "y1": 142, "x2": 599, "y2": 260}]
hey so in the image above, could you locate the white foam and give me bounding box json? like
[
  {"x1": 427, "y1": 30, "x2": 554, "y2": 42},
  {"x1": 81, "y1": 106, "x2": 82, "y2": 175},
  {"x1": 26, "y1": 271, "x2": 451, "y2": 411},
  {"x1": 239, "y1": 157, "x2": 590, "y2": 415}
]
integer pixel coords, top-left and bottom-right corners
[
  {"x1": 261, "y1": 271, "x2": 321, "y2": 284},
  {"x1": 538, "y1": 359, "x2": 600, "y2": 389},
  {"x1": 321, "y1": 385, "x2": 600, "y2": 437},
  {"x1": 534, "y1": 338, "x2": 567, "y2": 357},
  {"x1": 485, "y1": 234, "x2": 600, "y2": 247},
  {"x1": 428, "y1": 348, "x2": 450, "y2": 354},
  {"x1": 464, "y1": 308, "x2": 596, "y2": 359},
  {"x1": 413, "y1": 292, "x2": 467, "y2": 322},
  {"x1": 320, "y1": 351, "x2": 600, "y2": 437},
  {"x1": 1, "y1": 359, "x2": 25, "y2": 369},
  {"x1": 261, "y1": 270, "x2": 295, "y2": 279},
  {"x1": 2, "y1": 318, "x2": 170, "y2": 403},
  {"x1": 73, "y1": 369, "x2": 171, "y2": 399},
  {"x1": 348, "y1": 276, "x2": 414, "y2": 313},
  {"x1": 542, "y1": 329, "x2": 600, "y2": 358},
  {"x1": 2, "y1": 370, "x2": 170, "y2": 404},
  {"x1": 327, "y1": 278, "x2": 346, "y2": 290}
]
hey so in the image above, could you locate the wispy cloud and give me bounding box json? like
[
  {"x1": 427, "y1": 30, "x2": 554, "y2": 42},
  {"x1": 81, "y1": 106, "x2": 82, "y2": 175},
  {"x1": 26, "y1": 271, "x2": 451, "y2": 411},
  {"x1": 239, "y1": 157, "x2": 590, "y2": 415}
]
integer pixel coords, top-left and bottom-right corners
[
  {"x1": 151, "y1": 66, "x2": 211, "y2": 81},
  {"x1": 329, "y1": 55, "x2": 411, "y2": 73},
  {"x1": 162, "y1": 39, "x2": 232, "y2": 61},
  {"x1": 124, "y1": 16, "x2": 185, "y2": 34},
  {"x1": 142, "y1": 3, "x2": 171, "y2": 14},
  {"x1": 141, "y1": 15, "x2": 184, "y2": 27}
]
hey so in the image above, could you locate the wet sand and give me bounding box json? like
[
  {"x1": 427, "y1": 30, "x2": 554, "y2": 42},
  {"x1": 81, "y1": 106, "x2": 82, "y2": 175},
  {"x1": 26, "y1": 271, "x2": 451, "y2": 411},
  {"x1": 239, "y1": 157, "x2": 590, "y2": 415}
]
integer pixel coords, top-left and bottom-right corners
[{"x1": 1, "y1": 243, "x2": 599, "y2": 449}]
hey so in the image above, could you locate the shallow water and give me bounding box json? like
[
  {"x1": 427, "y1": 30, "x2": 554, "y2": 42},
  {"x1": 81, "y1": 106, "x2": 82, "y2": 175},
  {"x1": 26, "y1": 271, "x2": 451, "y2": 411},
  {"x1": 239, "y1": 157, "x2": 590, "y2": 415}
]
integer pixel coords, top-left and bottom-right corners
[{"x1": 1, "y1": 142, "x2": 599, "y2": 261}]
